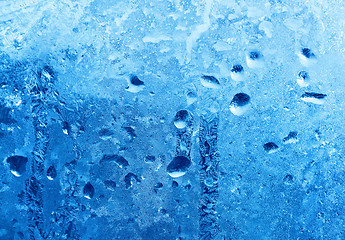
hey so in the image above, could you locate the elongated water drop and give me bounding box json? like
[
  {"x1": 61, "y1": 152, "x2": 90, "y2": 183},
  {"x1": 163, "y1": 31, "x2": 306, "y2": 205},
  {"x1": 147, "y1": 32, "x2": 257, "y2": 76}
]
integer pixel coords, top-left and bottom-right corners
[
  {"x1": 47, "y1": 165, "x2": 57, "y2": 180},
  {"x1": 83, "y1": 182, "x2": 95, "y2": 199},
  {"x1": 200, "y1": 75, "x2": 220, "y2": 89},
  {"x1": 263, "y1": 142, "x2": 279, "y2": 154},
  {"x1": 301, "y1": 92, "x2": 326, "y2": 104}
]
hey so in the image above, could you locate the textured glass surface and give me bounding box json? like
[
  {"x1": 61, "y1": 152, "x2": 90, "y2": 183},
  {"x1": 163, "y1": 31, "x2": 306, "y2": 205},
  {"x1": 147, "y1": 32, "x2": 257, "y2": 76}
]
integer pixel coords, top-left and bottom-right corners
[{"x1": 1, "y1": 0, "x2": 345, "y2": 239}]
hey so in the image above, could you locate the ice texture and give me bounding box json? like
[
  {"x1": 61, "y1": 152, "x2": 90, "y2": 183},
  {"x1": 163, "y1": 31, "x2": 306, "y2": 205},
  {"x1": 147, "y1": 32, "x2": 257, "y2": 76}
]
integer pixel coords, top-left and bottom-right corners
[{"x1": 1, "y1": 0, "x2": 345, "y2": 239}]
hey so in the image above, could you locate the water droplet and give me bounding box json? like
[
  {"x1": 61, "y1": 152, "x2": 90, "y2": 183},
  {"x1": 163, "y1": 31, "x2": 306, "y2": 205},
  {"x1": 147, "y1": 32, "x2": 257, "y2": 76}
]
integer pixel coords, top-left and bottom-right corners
[
  {"x1": 298, "y1": 48, "x2": 317, "y2": 67},
  {"x1": 230, "y1": 93, "x2": 251, "y2": 116},
  {"x1": 301, "y1": 92, "x2": 327, "y2": 104},
  {"x1": 174, "y1": 110, "x2": 191, "y2": 129},
  {"x1": 62, "y1": 121, "x2": 70, "y2": 135},
  {"x1": 154, "y1": 182, "x2": 163, "y2": 189},
  {"x1": 98, "y1": 128, "x2": 114, "y2": 140},
  {"x1": 297, "y1": 71, "x2": 310, "y2": 87},
  {"x1": 204, "y1": 177, "x2": 215, "y2": 187},
  {"x1": 167, "y1": 156, "x2": 191, "y2": 178},
  {"x1": 47, "y1": 165, "x2": 57, "y2": 180},
  {"x1": 83, "y1": 182, "x2": 95, "y2": 199},
  {"x1": 283, "y1": 131, "x2": 298, "y2": 144},
  {"x1": 104, "y1": 180, "x2": 116, "y2": 191},
  {"x1": 124, "y1": 173, "x2": 141, "y2": 189},
  {"x1": 172, "y1": 180, "x2": 179, "y2": 188},
  {"x1": 126, "y1": 75, "x2": 145, "y2": 93},
  {"x1": 123, "y1": 126, "x2": 136, "y2": 138},
  {"x1": 159, "y1": 208, "x2": 167, "y2": 214},
  {"x1": 200, "y1": 75, "x2": 220, "y2": 89},
  {"x1": 186, "y1": 91, "x2": 197, "y2": 105},
  {"x1": 130, "y1": 75, "x2": 144, "y2": 86},
  {"x1": 144, "y1": 155, "x2": 155, "y2": 163},
  {"x1": 230, "y1": 64, "x2": 245, "y2": 82},
  {"x1": 246, "y1": 51, "x2": 264, "y2": 68},
  {"x1": 283, "y1": 174, "x2": 294, "y2": 185},
  {"x1": 263, "y1": 142, "x2": 279, "y2": 154},
  {"x1": 302, "y1": 48, "x2": 315, "y2": 59},
  {"x1": 6, "y1": 155, "x2": 28, "y2": 177}
]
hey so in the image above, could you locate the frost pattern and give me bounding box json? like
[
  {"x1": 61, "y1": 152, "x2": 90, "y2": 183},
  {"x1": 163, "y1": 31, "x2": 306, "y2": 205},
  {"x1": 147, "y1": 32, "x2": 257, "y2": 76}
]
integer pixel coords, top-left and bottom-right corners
[{"x1": 199, "y1": 115, "x2": 220, "y2": 240}]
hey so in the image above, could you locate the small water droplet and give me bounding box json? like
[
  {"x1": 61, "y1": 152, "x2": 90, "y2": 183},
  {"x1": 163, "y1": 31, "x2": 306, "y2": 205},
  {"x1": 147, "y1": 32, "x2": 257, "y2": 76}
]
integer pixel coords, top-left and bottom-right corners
[
  {"x1": 246, "y1": 51, "x2": 264, "y2": 68},
  {"x1": 200, "y1": 75, "x2": 220, "y2": 89},
  {"x1": 297, "y1": 71, "x2": 310, "y2": 87},
  {"x1": 144, "y1": 155, "x2": 155, "y2": 163},
  {"x1": 47, "y1": 166, "x2": 57, "y2": 180},
  {"x1": 186, "y1": 91, "x2": 197, "y2": 105},
  {"x1": 283, "y1": 131, "x2": 298, "y2": 144},
  {"x1": 124, "y1": 173, "x2": 141, "y2": 189},
  {"x1": 104, "y1": 180, "x2": 116, "y2": 191},
  {"x1": 126, "y1": 75, "x2": 145, "y2": 93},
  {"x1": 172, "y1": 180, "x2": 179, "y2": 188},
  {"x1": 230, "y1": 64, "x2": 245, "y2": 82},
  {"x1": 100, "y1": 154, "x2": 129, "y2": 169},
  {"x1": 283, "y1": 174, "x2": 294, "y2": 185}
]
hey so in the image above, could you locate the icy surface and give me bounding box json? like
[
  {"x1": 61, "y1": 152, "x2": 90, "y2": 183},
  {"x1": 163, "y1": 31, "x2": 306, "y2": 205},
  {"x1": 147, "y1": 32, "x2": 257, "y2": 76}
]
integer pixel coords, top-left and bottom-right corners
[{"x1": 1, "y1": 0, "x2": 345, "y2": 239}]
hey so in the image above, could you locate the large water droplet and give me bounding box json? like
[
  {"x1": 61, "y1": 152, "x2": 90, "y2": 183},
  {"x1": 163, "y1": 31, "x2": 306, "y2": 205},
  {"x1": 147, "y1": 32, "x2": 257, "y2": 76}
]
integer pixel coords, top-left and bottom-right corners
[
  {"x1": 230, "y1": 93, "x2": 251, "y2": 116},
  {"x1": 126, "y1": 75, "x2": 145, "y2": 93},
  {"x1": 167, "y1": 156, "x2": 191, "y2": 178},
  {"x1": 6, "y1": 155, "x2": 28, "y2": 177},
  {"x1": 174, "y1": 110, "x2": 191, "y2": 129}
]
